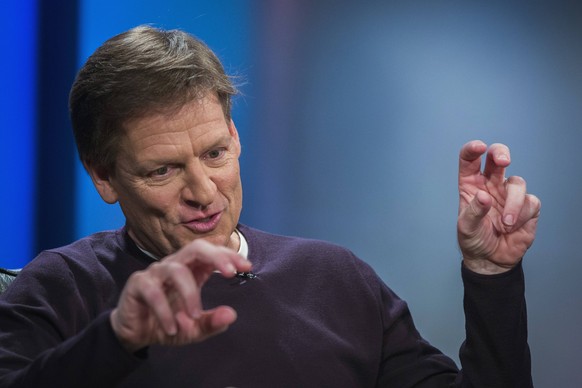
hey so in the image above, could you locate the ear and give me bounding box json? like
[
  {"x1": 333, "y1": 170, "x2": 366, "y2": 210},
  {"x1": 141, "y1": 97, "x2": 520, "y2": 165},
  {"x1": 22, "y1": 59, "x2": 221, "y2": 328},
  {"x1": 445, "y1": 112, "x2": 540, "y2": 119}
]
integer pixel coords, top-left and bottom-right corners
[
  {"x1": 84, "y1": 162, "x2": 119, "y2": 204},
  {"x1": 228, "y1": 119, "x2": 241, "y2": 156}
]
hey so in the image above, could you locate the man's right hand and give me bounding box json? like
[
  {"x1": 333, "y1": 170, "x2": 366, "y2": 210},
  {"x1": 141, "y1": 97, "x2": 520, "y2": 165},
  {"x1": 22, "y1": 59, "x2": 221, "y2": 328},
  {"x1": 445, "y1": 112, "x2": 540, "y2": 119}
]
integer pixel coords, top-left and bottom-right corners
[{"x1": 110, "y1": 239, "x2": 251, "y2": 353}]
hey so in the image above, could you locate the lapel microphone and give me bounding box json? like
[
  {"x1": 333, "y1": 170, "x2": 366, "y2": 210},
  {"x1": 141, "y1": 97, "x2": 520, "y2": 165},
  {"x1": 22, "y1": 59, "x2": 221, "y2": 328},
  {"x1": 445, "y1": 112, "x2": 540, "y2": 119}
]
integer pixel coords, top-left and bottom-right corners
[{"x1": 235, "y1": 272, "x2": 257, "y2": 280}]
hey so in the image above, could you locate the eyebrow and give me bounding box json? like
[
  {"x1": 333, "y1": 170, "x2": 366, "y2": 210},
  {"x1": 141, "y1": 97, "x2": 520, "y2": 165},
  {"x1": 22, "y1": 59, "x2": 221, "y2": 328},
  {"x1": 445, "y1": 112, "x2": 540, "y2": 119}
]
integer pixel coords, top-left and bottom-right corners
[
  {"x1": 137, "y1": 132, "x2": 235, "y2": 165},
  {"x1": 203, "y1": 134, "x2": 234, "y2": 151}
]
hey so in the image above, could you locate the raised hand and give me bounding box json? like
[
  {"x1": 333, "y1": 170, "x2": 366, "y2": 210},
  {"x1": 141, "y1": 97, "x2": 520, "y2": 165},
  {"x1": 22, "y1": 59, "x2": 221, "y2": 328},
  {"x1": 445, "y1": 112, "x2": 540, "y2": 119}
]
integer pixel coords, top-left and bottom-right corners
[
  {"x1": 110, "y1": 239, "x2": 251, "y2": 353},
  {"x1": 457, "y1": 140, "x2": 541, "y2": 274}
]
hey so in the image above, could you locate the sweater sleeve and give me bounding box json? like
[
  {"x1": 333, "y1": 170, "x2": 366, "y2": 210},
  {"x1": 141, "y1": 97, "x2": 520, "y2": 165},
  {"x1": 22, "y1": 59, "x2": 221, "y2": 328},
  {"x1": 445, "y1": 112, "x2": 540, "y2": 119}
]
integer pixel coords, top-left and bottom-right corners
[
  {"x1": 376, "y1": 261, "x2": 531, "y2": 387},
  {"x1": 0, "y1": 311, "x2": 144, "y2": 388},
  {"x1": 457, "y1": 261, "x2": 532, "y2": 388},
  {"x1": 375, "y1": 284, "x2": 460, "y2": 386},
  {"x1": 0, "y1": 252, "x2": 145, "y2": 388}
]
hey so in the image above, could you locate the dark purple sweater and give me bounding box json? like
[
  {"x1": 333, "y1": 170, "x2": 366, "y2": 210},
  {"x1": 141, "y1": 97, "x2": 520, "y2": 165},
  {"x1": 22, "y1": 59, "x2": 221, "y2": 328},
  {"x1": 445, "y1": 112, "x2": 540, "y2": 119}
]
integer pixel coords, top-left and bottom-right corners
[{"x1": 0, "y1": 225, "x2": 531, "y2": 387}]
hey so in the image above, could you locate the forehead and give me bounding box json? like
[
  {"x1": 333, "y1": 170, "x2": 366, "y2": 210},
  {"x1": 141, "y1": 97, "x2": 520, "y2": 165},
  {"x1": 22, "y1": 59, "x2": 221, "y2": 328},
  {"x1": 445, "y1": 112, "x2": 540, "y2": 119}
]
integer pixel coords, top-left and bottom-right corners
[{"x1": 120, "y1": 96, "x2": 228, "y2": 153}]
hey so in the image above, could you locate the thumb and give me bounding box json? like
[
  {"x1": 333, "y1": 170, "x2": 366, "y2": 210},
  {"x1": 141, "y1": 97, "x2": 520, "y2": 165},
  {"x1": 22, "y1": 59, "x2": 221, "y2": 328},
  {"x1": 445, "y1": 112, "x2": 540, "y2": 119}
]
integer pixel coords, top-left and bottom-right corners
[
  {"x1": 458, "y1": 190, "x2": 492, "y2": 237},
  {"x1": 198, "y1": 306, "x2": 238, "y2": 338}
]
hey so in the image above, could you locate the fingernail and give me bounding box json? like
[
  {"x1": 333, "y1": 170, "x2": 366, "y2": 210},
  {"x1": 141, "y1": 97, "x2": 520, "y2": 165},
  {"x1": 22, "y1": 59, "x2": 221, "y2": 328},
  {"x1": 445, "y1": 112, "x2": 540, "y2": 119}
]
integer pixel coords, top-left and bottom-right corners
[
  {"x1": 498, "y1": 154, "x2": 509, "y2": 161},
  {"x1": 503, "y1": 214, "x2": 514, "y2": 226},
  {"x1": 226, "y1": 264, "x2": 236, "y2": 274}
]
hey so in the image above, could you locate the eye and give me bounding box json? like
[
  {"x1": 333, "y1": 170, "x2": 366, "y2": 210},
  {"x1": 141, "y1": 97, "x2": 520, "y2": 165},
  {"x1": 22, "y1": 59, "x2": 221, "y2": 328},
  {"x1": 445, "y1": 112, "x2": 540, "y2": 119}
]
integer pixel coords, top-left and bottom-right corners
[
  {"x1": 152, "y1": 166, "x2": 169, "y2": 176},
  {"x1": 148, "y1": 165, "x2": 173, "y2": 179},
  {"x1": 205, "y1": 148, "x2": 225, "y2": 160}
]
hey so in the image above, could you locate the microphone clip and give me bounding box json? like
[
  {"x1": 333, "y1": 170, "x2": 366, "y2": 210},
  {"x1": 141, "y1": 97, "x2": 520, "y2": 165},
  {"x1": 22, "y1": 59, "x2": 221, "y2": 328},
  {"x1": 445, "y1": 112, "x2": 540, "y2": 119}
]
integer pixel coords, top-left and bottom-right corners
[{"x1": 235, "y1": 271, "x2": 257, "y2": 280}]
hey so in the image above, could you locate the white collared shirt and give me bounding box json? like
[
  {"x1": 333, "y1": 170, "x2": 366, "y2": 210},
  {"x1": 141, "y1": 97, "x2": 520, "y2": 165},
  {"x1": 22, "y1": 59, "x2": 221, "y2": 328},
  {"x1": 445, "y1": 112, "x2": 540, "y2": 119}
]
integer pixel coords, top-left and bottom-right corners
[{"x1": 137, "y1": 228, "x2": 248, "y2": 260}]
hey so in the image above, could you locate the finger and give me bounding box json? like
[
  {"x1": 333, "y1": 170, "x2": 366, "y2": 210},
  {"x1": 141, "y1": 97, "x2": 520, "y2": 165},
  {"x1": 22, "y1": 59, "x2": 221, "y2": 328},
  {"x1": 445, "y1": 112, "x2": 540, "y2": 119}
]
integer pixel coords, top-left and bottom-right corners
[
  {"x1": 170, "y1": 239, "x2": 251, "y2": 277},
  {"x1": 174, "y1": 306, "x2": 237, "y2": 342},
  {"x1": 198, "y1": 306, "x2": 238, "y2": 336},
  {"x1": 458, "y1": 190, "x2": 493, "y2": 236},
  {"x1": 512, "y1": 193, "x2": 542, "y2": 231},
  {"x1": 483, "y1": 143, "x2": 511, "y2": 185},
  {"x1": 129, "y1": 271, "x2": 179, "y2": 336},
  {"x1": 158, "y1": 261, "x2": 203, "y2": 319},
  {"x1": 458, "y1": 140, "x2": 488, "y2": 180},
  {"x1": 501, "y1": 175, "x2": 527, "y2": 230}
]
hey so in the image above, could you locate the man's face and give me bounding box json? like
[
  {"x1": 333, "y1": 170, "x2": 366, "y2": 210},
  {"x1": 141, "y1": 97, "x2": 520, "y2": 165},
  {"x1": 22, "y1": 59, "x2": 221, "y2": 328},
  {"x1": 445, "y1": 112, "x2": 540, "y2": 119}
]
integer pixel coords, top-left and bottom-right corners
[{"x1": 89, "y1": 94, "x2": 243, "y2": 257}]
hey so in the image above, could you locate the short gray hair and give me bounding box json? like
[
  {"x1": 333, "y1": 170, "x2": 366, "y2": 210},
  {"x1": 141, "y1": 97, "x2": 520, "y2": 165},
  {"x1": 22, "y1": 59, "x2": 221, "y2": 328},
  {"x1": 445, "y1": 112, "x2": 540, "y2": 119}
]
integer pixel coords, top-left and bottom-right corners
[{"x1": 69, "y1": 25, "x2": 238, "y2": 172}]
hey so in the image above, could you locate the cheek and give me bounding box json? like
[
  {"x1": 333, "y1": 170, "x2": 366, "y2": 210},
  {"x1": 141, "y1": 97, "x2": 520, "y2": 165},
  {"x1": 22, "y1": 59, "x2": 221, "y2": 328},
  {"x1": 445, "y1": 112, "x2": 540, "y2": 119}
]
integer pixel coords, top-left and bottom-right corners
[
  {"x1": 149, "y1": 193, "x2": 179, "y2": 215},
  {"x1": 212, "y1": 162, "x2": 240, "y2": 191},
  {"x1": 223, "y1": 170, "x2": 243, "y2": 198},
  {"x1": 129, "y1": 186, "x2": 180, "y2": 217}
]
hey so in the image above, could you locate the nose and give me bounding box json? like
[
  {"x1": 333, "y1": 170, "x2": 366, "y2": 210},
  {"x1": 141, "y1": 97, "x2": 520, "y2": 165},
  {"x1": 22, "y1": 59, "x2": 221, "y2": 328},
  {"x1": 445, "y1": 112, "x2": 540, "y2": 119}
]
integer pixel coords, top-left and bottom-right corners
[{"x1": 182, "y1": 163, "x2": 217, "y2": 208}]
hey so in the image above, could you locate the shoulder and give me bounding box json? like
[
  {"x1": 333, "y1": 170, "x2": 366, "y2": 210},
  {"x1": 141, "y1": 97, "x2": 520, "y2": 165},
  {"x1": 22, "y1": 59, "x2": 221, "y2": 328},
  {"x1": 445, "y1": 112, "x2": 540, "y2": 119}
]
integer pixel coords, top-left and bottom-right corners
[
  {"x1": 47, "y1": 228, "x2": 130, "y2": 259},
  {"x1": 37, "y1": 227, "x2": 149, "y2": 269},
  {"x1": 22, "y1": 229, "x2": 122, "y2": 276},
  {"x1": 238, "y1": 224, "x2": 380, "y2": 283},
  {"x1": 239, "y1": 224, "x2": 355, "y2": 259},
  {"x1": 14, "y1": 228, "x2": 148, "y2": 298}
]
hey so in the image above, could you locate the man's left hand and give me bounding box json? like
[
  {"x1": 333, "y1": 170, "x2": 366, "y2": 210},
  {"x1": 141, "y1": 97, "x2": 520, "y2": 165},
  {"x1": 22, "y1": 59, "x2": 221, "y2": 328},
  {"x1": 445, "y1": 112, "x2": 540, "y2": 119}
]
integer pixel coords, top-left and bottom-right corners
[{"x1": 457, "y1": 140, "x2": 541, "y2": 274}]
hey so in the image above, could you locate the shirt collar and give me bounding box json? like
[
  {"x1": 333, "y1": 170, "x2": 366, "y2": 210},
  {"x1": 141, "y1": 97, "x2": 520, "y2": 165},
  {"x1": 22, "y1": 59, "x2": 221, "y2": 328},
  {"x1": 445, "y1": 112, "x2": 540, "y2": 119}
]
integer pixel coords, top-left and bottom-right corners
[{"x1": 137, "y1": 229, "x2": 248, "y2": 260}]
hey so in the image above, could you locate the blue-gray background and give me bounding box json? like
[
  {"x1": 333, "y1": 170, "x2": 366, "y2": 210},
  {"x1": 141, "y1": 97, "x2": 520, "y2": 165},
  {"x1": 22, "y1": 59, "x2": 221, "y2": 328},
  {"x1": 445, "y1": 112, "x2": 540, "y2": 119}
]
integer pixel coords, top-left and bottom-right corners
[{"x1": 1, "y1": 1, "x2": 579, "y2": 386}]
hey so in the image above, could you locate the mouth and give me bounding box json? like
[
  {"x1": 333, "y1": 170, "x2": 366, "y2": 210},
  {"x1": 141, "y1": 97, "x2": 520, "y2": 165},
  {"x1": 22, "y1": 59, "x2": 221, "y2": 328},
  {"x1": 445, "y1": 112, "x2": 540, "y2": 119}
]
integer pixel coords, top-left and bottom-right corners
[{"x1": 183, "y1": 212, "x2": 222, "y2": 234}]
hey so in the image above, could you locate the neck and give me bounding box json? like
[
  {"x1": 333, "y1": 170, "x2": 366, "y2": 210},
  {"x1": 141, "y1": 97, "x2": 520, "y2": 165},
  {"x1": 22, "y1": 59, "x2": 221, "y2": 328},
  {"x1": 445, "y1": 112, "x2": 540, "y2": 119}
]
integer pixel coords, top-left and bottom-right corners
[{"x1": 228, "y1": 229, "x2": 241, "y2": 252}]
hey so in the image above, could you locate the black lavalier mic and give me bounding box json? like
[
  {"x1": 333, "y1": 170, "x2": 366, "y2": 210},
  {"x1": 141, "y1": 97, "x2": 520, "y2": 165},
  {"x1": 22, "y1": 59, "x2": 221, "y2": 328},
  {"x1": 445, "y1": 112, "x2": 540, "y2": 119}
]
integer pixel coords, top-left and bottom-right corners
[{"x1": 235, "y1": 272, "x2": 257, "y2": 279}]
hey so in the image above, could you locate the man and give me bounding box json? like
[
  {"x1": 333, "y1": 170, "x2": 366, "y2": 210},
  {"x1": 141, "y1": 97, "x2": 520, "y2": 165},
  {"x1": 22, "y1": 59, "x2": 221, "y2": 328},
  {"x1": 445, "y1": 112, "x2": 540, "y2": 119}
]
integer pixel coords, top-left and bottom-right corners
[{"x1": 0, "y1": 25, "x2": 540, "y2": 387}]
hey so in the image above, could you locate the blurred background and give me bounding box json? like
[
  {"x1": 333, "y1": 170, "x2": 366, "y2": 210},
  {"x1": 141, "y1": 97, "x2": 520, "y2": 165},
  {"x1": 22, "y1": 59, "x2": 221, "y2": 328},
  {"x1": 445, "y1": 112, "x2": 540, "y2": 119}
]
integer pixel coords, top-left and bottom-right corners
[{"x1": 1, "y1": 0, "x2": 580, "y2": 385}]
